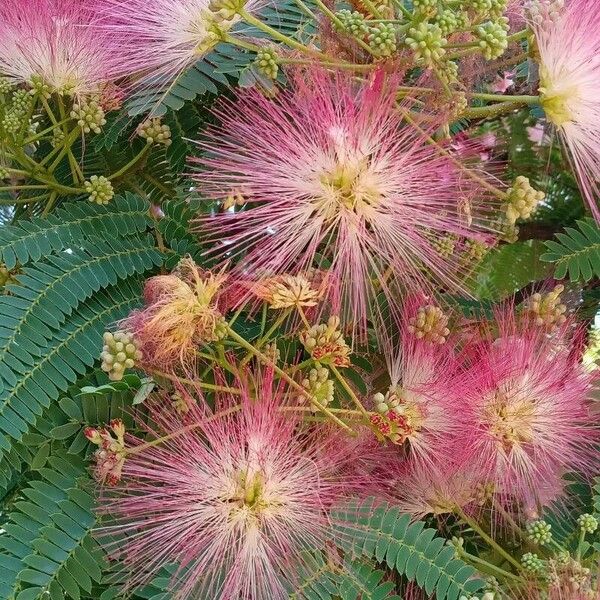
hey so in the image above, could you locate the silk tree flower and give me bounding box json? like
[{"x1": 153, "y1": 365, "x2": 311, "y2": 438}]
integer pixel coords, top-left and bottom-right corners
[
  {"x1": 99, "y1": 372, "x2": 387, "y2": 600},
  {"x1": 0, "y1": 0, "x2": 118, "y2": 96},
  {"x1": 532, "y1": 0, "x2": 600, "y2": 221},
  {"x1": 93, "y1": 0, "x2": 265, "y2": 93},
  {"x1": 461, "y1": 307, "x2": 597, "y2": 509},
  {"x1": 121, "y1": 257, "x2": 228, "y2": 373},
  {"x1": 191, "y1": 69, "x2": 499, "y2": 336},
  {"x1": 372, "y1": 295, "x2": 466, "y2": 474}
]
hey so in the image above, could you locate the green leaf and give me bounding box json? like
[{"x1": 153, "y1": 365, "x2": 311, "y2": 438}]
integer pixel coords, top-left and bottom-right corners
[
  {"x1": 541, "y1": 218, "x2": 600, "y2": 282},
  {"x1": 331, "y1": 498, "x2": 486, "y2": 600}
]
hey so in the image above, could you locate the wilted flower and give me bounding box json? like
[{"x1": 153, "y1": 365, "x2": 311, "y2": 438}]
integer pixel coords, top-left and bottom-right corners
[
  {"x1": 122, "y1": 257, "x2": 227, "y2": 372},
  {"x1": 533, "y1": 0, "x2": 600, "y2": 221},
  {"x1": 85, "y1": 419, "x2": 127, "y2": 485},
  {"x1": 98, "y1": 372, "x2": 385, "y2": 599},
  {"x1": 251, "y1": 273, "x2": 324, "y2": 310},
  {"x1": 192, "y1": 68, "x2": 498, "y2": 336},
  {"x1": 0, "y1": 0, "x2": 118, "y2": 96}
]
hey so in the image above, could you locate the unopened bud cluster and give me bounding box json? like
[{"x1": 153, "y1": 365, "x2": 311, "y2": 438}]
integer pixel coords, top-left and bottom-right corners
[
  {"x1": 101, "y1": 330, "x2": 142, "y2": 381},
  {"x1": 84, "y1": 419, "x2": 127, "y2": 485},
  {"x1": 524, "y1": 285, "x2": 567, "y2": 330},
  {"x1": 254, "y1": 48, "x2": 279, "y2": 80},
  {"x1": 2, "y1": 89, "x2": 33, "y2": 136},
  {"x1": 335, "y1": 10, "x2": 369, "y2": 37},
  {"x1": 85, "y1": 175, "x2": 114, "y2": 205},
  {"x1": 526, "y1": 520, "x2": 553, "y2": 545},
  {"x1": 29, "y1": 75, "x2": 51, "y2": 99},
  {"x1": 475, "y1": 18, "x2": 509, "y2": 61},
  {"x1": 526, "y1": 0, "x2": 565, "y2": 26},
  {"x1": 464, "y1": 238, "x2": 489, "y2": 263},
  {"x1": 505, "y1": 176, "x2": 545, "y2": 224},
  {"x1": 71, "y1": 96, "x2": 107, "y2": 134},
  {"x1": 577, "y1": 513, "x2": 598, "y2": 534},
  {"x1": 368, "y1": 23, "x2": 397, "y2": 57},
  {"x1": 406, "y1": 23, "x2": 447, "y2": 66},
  {"x1": 413, "y1": 0, "x2": 438, "y2": 18},
  {"x1": 300, "y1": 316, "x2": 351, "y2": 367},
  {"x1": 373, "y1": 386, "x2": 404, "y2": 415},
  {"x1": 408, "y1": 304, "x2": 450, "y2": 344},
  {"x1": 137, "y1": 118, "x2": 173, "y2": 146},
  {"x1": 0, "y1": 78, "x2": 13, "y2": 95},
  {"x1": 521, "y1": 552, "x2": 546, "y2": 574},
  {"x1": 300, "y1": 367, "x2": 334, "y2": 410},
  {"x1": 434, "y1": 234, "x2": 457, "y2": 257}
]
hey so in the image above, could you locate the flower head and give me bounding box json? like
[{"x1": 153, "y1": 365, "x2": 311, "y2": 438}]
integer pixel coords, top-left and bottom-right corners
[
  {"x1": 93, "y1": 0, "x2": 264, "y2": 97},
  {"x1": 122, "y1": 257, "x2": 227, "y2": 372},
  {"x1": 462, "y1": 306, "x2": 597, "y2": 508},
  {"x1": 98, "y1": 372, "x2": 385, "y2": 599},
  {"x1": 0, "y1": 0, "x2": 118, "y2": 96},
  {"x1": 85, "y1": 419, "x2": 127, "y2": 485},
  {"x1": 375, "y1": 295, "x2": 466, "y2": 471},
  {"x1": 251, "y1": 272, "x2": 325, "y2": 310},
  {"x1": 192, "y1": 68, "x2": 499, "y2": 337},
  {"x1": 533, "y1": 0, "x2": 600, "y2": 220}
]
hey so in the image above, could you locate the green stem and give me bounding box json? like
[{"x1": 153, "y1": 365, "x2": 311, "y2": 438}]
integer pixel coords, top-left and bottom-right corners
[
  {"x1": 148, "y1": 368, "x2": 242, "y2": 395},
  {"x1": 507, "y1": 28, "x2": 529, "y2": 43},
  {"x1": 470, "y1": 93, "x2": 539, "y2": 104},
  {"x1": 330, "y1": 365, "x2": 370, "y2": 421},
  {"x1": 42, "y1": 191, "x2": 58, "y2": 217},
  {"x1": 292, "y1": 0, "x2": 318, "y2": 20},
  {"x1": 461, "y1": 101, "x2": 530, "y2": 120},
  {"x1": 460, "y1": 550, "x2": 523, "y2": 584},
  {"x1": 40, "y1": 96, "x2": 59, "y2": 126},
  {"x1": 46, "y1": 127, "x2": 81, "y2": 171},
  {"x1": 108, "y1": 144, "x2": 150, "y2": 181},
  {"x1": 576, "y1": 528, "x2": 586, "y2": 561},
  {"x1": 239, "y1": 9, "x2": 326, "y2": 57},
  {"x1": 240, "y1": 309, "x2": 292, "y2": 366},
  {"x1": 223, "y1": 34, "x2": 262, "y2": 53},
  {"x1": 0, "y1": 185, "x2": 48, "y2": 191},
  {"x1": 226, "y1": 325, "x2": 356, "y2": 434},
  {"x1": 455, "y1": 506, "x2": 522, "y2": 571},
  {"x1": 22, "y1": 117, "x2": 70, "y2": 145}
]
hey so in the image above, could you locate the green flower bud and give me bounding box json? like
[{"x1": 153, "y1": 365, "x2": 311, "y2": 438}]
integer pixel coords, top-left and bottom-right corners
[
  {"x1": 577, "y1": 514, "x2": 598, "y2": 534},
  {"x1": 84, "y1": 175, "x2": 114, "y2": 205},
  {"x1": 505, "y1": 176, "x2": 545, "y2": 224},
  {"x1": 335, "y1": 9, "x2": 370, "y2": 37},
  {"x1": 413, "y1": 0, "x2": 438, "y2": 18},
  {"x1": 521, "y1": 552, "x2": 546, "y2": 574},
  {"x1": 29, "y1": 74, "x2": 51, "y2": 99},
  {"x1": 368, "y1": 23, "x2": 397, "y2": 57},
  {"x1": 254, "y1": 48, "x2": 279, "y2": 80},
  {"x1": 526, "y1": 520, "x2": 552, "y2": 545},
  {"x1": 475, "y1": 18, "x2": 509, "y2": 60},
  {"x1": 300, "y1": 367, "x2": 334, "y2": 410},
  {"x1": 406, "y1": 22, "x2": 447, "y2": 65},
  {"x1": 136, "y1": 117, "x2": 173, "y2": 146},
  {"x1": 71, "y1": 96, "x2": 107, "y2": 134},
  {"x1": 101, "y1": 330, "x2": 143, "y2": 381},
  {"x1": 0, "y1": 77, "x2": 14, "y2": 95}
]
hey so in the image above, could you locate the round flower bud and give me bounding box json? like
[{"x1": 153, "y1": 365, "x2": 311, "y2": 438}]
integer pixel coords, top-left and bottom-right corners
[
  {"x1": 475, "y1": 19, "x2": 509, "y2": 60},
  {"x1": 521, "y1": 552, "x2": 546, "y2": 574},
  {"x1": 526, "y1": 520, "x2": 553, "y2": 545},
  {"x1": 100, "y1": 330, "x2": 142, "y2": 381},
  {"x1": 577, "y1": 514, "x2": 598, "y2": 534},
  {"x1": 85, "y1": 175, "x2": 114, "y2": 205},
  {"x1": 368, "y1": 23, "x2": 397, "y2": 57},
  {"x1": 137, "y1": 118, "x2": 172, "y2": 147},
  {"x1": 335, "y1": 9, "x2": 370, "y2": 37},
  {"x1": 254, "y1": 48, "x2": 279, "y2": 80},
  {"x1": 70, "y1": 96, "x2": 107, "y2": 134},
  {"x1": 406, "y1": 23, "x2": 447, "y2": 65}
]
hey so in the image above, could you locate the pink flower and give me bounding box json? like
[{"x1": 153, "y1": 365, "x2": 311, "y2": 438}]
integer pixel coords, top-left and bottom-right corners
[
  {"x1": 98, "y1": 372, "x2": 385, "y2": 599},
  {"x1": 375, "y1": 295, "x2": 467, "y2": 472},
  {"x1": 93, "y1": 0, "x2": 265, "y2": 95},
  {"x1": 527, "y1": 122, "x2": 547, "y2": 145},
  {"x1": 461, "y1": 306, "x2": 597, "y2": 509},
  {"x1": 0, "y1": 0, "x2": 118, "y2": 95},
  {"x1": 533, "y1": 0, "x2": 600, "y2": 220},
  {"x1": 191, "y1": 69, "x2": 499, "y2": 336},
  {"x1": 490, "y1": 71, "x2": 515, "y2": 93}
]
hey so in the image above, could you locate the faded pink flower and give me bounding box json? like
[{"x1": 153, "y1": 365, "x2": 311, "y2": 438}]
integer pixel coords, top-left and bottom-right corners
[
  {"x1": 461, "y1": 306, "x2": 597, "y2": 508},
  {"x1": 527, "y1": 122, "x2": 547, "y2": 145},
  {"x1": 93, "y1": 0, "x2": 264, "y2": 96},
  {"x1": 0, "y1": 0, "x2": 118, "y2": 95},
  {"x1": 490, "y1": 70, "x2": 515, "y2": 93},
  {"x1": 98, "y1": 372, "x2": 385, "y2": 600},
  {"x1": 191, "y1": 69, "x2": 499, "y2": 336},
  {"x1": 533, "y1": 0, "x2": 600, "y2": 220}
]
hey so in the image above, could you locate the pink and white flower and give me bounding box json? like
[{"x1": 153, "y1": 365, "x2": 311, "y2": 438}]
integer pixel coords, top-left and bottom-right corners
[
  {"x1": 533, "y1": 0, "x2": 600, "y2": 220},
  {"x1": 0, "y1": 0, "x2": 118, "y2": 96},
  {"x1": 461, "y1": 306, "x2": 597, "y2": 508},
  {"x1": 99, "y1": 372, "x2": 386, "y2": 599},
  {"x1": 191, "y1": 68, "x2": 499, "y2": 336}
]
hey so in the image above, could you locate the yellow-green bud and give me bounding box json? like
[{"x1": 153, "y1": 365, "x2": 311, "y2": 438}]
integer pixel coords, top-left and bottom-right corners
[{"x1": 85, "y1": 175, "x2": 114, "y2": 205}]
